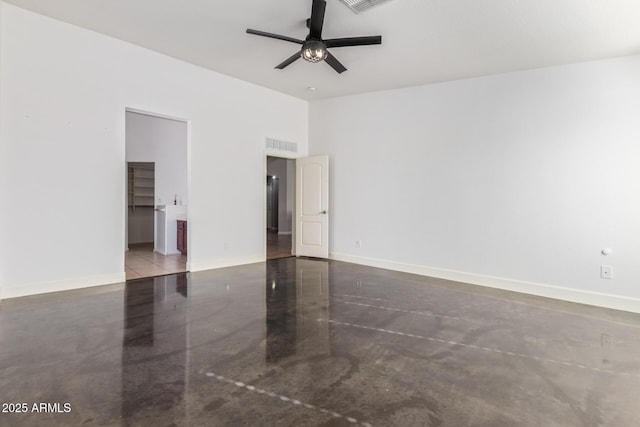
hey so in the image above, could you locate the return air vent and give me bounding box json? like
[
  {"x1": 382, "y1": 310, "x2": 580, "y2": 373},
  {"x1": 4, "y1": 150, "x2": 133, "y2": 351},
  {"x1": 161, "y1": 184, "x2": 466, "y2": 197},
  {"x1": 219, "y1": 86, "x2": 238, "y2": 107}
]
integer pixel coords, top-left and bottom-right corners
[
  {"x1": 339, "y1": 0, "x2": 393, "y2": 13},
  {"x1": 266, "y1": 138, "x2": 298, "y2": 153}
]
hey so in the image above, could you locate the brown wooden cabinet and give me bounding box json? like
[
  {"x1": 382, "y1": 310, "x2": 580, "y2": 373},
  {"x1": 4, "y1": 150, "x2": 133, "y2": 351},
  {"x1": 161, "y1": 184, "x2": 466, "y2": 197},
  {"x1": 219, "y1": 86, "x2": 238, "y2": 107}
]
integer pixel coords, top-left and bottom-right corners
[{"x1": 177, "y1": 220, "x2": 187, "y2": 255}]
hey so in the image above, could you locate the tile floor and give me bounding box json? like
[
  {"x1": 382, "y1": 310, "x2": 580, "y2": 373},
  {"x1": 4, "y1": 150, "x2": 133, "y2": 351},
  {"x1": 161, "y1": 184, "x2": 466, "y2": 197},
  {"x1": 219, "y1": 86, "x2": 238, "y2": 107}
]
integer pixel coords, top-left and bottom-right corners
[
  {"x1": 1, "y1": 258, "x2": 639, "y2": 426},
  {"x1": 125, "y1": 243, "x2": 187, "y2": 280}
]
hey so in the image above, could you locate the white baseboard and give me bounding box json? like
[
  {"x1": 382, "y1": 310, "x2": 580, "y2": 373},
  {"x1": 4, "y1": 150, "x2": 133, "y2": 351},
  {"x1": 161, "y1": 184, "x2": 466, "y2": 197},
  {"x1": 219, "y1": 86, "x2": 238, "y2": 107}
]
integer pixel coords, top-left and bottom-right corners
[
  {"x1": 189, "y1": 255, "x2": 264, "y2": 272},
  {"x1": 2, "y1": 272, "x2": 126, "y2": 299},
  {"x1": 330, "y1": 252, "x2": 640, "y2": 314}
]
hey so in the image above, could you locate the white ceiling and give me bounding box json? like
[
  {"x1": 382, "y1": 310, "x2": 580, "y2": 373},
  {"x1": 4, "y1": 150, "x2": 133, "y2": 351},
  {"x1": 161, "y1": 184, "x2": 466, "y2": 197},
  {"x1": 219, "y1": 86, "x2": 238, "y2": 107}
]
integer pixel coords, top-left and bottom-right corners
[{"x1": 5, "y1": 0, "x2": 640, "y2": 100}]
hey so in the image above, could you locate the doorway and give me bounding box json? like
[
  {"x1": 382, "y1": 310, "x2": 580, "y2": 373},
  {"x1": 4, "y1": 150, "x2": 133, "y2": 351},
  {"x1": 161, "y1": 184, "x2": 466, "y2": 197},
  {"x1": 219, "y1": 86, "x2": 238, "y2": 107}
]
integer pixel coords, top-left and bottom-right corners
[
  {"x1": 125, "y1": 110, "x2": 189, "y2": 280},
  {"x1": 266, "y1": 156, "x2": 295, "y2": 260}
]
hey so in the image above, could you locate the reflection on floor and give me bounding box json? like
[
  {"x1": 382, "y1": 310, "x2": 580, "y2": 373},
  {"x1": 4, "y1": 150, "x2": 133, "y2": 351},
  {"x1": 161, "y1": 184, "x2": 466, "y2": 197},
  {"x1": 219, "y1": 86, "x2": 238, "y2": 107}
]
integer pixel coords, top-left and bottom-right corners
[
  {"x1": 125, "y1": 242, "x2": 187, "y2": 280},
  {"x1": 1, "y1": 258, "x2": 640, "y2": 426},
  {"x1": 267, "y1": 230, "x2": 292, "y2": 260}
]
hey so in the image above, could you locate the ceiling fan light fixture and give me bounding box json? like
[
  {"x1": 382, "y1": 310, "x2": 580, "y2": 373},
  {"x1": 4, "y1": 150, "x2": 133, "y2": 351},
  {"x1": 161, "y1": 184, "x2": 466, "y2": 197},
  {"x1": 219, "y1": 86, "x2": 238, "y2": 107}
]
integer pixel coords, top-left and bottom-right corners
[{"x1": 301, "y1": 40, "x2": 327, "y2": 63}]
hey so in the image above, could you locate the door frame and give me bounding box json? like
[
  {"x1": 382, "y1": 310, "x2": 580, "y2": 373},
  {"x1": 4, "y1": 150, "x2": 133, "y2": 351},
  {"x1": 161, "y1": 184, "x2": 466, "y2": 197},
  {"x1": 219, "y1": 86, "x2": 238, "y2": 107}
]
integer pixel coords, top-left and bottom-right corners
[
  {"x1": 124, "y1": 107, "x2": 192, "y2": 271},
  {"x1": 264, "y1": 152, "x2": 297, "y2": 260}
]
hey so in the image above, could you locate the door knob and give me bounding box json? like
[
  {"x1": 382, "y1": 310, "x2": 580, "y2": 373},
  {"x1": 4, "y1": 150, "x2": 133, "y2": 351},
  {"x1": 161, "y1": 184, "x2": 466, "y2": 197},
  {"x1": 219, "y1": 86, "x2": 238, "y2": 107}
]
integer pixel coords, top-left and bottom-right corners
[{"x1": 320, "y1": 210, "x2": 327, "y2": 214}]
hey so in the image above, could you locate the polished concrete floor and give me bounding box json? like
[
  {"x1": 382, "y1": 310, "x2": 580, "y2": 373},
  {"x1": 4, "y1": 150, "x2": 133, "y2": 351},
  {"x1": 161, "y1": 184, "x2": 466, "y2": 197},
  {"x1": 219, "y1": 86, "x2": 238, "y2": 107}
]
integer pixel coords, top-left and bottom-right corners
[{"x1": 1, "y1": 258, "x2": 639, "y2": 426}]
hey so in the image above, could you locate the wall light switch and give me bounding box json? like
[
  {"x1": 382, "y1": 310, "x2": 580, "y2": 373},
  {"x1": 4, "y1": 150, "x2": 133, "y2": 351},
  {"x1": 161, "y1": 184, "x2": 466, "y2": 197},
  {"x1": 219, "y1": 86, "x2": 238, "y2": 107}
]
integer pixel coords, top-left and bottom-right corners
[{"x1": 600, "y1": 265, "x2": 613, "y2": 279}]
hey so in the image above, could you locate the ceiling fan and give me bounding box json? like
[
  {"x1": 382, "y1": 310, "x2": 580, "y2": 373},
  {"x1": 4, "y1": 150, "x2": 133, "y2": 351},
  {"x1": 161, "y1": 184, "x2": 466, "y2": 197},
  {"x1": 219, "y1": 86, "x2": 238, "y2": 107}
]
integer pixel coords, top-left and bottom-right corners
[{"x1": 246, "y1": 0, "x2": 382, "y2": 74}]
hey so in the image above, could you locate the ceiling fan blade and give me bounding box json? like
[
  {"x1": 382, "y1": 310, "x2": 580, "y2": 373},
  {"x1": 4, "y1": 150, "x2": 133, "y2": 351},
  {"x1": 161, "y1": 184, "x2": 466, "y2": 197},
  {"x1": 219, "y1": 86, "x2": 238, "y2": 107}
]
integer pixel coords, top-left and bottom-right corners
[
  {"x1": 324, "y1": 36, "x2": 382, "y2": 48},
  {"x1": 325, "y1": 52, "x2": 347, "y2": 74},
  {"x1": 275, "y1": 52, "x2": 302, "y2": 69},
  {"x1": 246, "y1": 29, "x2": 304, "y2": 44},
  {"x1": 309, "y1": 0, "x2": 326, "y2": 39}
]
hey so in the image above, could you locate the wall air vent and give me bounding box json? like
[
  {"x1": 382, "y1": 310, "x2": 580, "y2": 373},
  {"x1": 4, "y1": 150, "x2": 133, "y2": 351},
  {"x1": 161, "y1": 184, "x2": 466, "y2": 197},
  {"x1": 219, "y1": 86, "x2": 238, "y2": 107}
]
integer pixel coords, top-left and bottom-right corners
[
  {"x1": 266, "y1": 138, "x2": 298, "y2": 153},
  {"x1": 339, "y1": 0, "x2": 393, "y2": 13}
]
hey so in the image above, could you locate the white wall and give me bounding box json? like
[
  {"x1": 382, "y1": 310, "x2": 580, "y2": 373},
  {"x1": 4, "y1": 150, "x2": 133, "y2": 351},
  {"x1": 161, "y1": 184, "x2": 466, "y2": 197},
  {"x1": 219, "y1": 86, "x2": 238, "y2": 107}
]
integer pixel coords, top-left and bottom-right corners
[
  {"x1": 0, "y1": 3, "x2": 308, "y2": 298},
  {"x1": 126, "y1": 112, "x2": 188, "y2": 207},
  {"x1": 310, "y1": 55, "x2": 640, "y2": 312},
  {"x1": 2, "y1": 3, "x2": 638, "y2": 313}
]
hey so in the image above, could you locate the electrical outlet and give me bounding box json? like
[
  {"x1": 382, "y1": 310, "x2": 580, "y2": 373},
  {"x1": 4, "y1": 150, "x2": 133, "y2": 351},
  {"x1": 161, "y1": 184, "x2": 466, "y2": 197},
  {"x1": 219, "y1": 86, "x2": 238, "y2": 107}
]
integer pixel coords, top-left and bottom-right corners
[
  {"x1": 355, "y1": 240, "x2": 362, "y2": 248},
  {"x1": 600, "y1": 265, "x2": 613, "y2": 279}
]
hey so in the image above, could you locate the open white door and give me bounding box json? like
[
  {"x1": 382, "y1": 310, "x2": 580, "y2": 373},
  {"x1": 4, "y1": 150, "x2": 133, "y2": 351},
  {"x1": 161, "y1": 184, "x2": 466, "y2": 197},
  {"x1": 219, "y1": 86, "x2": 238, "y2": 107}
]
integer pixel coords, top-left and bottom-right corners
[{"x1": 296, "y1": 155, "x2": 329, "y2": 258}]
